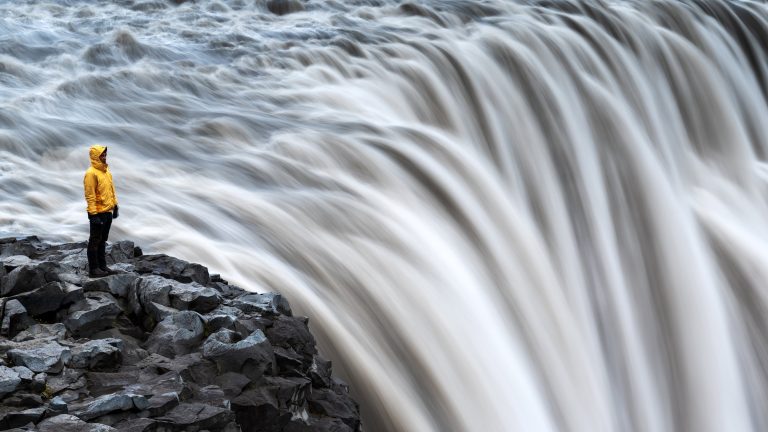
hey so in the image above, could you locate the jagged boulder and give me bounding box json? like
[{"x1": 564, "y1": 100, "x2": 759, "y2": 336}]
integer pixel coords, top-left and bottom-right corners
[
  {"x1": 309, "y1": 355, "x2": 333, "y2": 388},
  {"x1": 38, "y1": 414, "x2": 117, "y2": 432},
  {"x1": 12, "y1": 323, "x2": 66, "y2": 342},
  {"x1": 106, "y1": 240, "x2": 135, "y2": 264},
  {"x1": 0, "y1": 365, "x2": 21, "y2": 397},
  {"x1": 127, "y1": 275, "x2": 176, "y2": 328},
  {"x1": 308, "y1": 387, "x2": 361, "y2": 431},
  {"x1": 10, "y1": 281, "x2": 66, "y2": 316},
  {"x1": 65, "y1": 292, "x2": 122, "y2": 337},
  {"x1": 231, "y1": 386, "x2": 292, "y2": 431},
  {"x1": 169, "y1": 282, "x2": 222, "y2": 313},
  {"x1": 1, "y1": 299, "x2": 34, "y2": 338},
  {"x1": 46, "y1": 368, "x2": 87, "y2": 396},
  {"x1": 144, "y1": 311, "x2": 205, "y2": 358},
  {"x1": 68, "y1": 338, "x2": 123, "y2": 371},
  {"x1": 0, "y1": 236, "x2": 45, "y2": 259},
  {"x1": 265, "y1": 315, "x2": 316, "y2": 364},
  {"x1": 1, "y1": 255, "x2": 31, "y2": 270},
  {"x1": 231, "y1": 292, "x2": 292, "y2": 316},
  {"x1": 1, "y1": 261, "x2": 61, "y2": 296},
  {"x1": 84, "y1": 272, "x2": 139, "y2": 298},
  {"x1": 202, "y1": 329, "x2": 274, "y2": 380},
  {"x1": 154, "y1": 402, "x2": 235, "y2": 431},
  {"x1": 0, "y1": 406, "x2": 47, "y2": 429},
  {"x1": 7, "y1": 341, "x2": 71, "y2": 373},
  {"x1": 132, "y1": 254, "x2": 209, "y2": 286},
  {"x1": 284, "y1": 417, "x2": 355, "y2": 432},
  {"x1": 72, "y1": 392, "x2": 149, "y2": 421}
]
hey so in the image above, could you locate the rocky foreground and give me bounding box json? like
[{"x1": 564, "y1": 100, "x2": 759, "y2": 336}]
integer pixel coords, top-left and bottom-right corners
[{"x1": 0, "y1": 236, "x2": 361, "y2": 432}]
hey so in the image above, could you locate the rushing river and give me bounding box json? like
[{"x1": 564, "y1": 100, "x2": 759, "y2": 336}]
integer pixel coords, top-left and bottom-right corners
[{"x1": 2, "y1": 0, "x2": 768, "y2": 430}]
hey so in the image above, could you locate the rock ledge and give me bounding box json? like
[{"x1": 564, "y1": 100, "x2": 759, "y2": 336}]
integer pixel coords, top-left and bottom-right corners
[{"x1": 0, "y1": 235, "x2": 360, "y2": 432}]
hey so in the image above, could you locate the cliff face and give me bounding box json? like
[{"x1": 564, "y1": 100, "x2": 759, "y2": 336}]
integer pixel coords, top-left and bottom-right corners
[{"x1": 0, "y1": 236, "x2": 361, "y2": 432}]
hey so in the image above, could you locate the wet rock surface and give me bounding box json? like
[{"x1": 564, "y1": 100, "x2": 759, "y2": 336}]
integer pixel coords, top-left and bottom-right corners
[{"x1": 0, "y1": 236, "x2": 360, "y2": 431}]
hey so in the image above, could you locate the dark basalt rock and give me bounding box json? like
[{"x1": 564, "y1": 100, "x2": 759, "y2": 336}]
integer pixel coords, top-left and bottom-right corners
[
  {"x1": 132, "y1": 254, "x2": 210, "y2": 286},
  {"x1": 65, "y1": 292, "x2": 122, "y2": 337},
  {"x1": 144, "y1": 311, "x2": 205, "y2": 358},
  {"x1": 202, "y1": 329, "x2": 274, "y2": 380},
  {"x1": 11, "y1": 281, "x2": 66, "y2": 317},
  {"x1": 1, "y1": 299, "x2": 34, "y2": 338},
  {"x1": 1, "y1": 261, "x2": 61, "y2": 297},
  {"x1": 0, "y1": 236, "x2": 361, "y2": 431}
]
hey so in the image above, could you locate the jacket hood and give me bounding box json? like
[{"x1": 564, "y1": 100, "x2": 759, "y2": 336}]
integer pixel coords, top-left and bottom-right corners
[{"x1": 89, "y1": 145, "x2": 108, "y2": 171}]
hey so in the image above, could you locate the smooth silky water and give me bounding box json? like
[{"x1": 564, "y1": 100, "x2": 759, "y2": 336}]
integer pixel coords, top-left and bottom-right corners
[{"x1": 1, "y1": 0, "x2": 768, "y2": 430}]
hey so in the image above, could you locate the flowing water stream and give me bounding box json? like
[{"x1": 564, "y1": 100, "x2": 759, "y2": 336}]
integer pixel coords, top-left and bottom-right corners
[{"x1": 2, "y1": 0, "x2": 768, "y2": 430}]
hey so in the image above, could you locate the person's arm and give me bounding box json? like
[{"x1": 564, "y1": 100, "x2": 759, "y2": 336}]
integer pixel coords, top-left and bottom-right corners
[
  {"x1": 110, "y1": 172, "x2": 119, "y2": 218},
  {"x1": 84, "y1": 171, "x2": 98, "y2": 216}
]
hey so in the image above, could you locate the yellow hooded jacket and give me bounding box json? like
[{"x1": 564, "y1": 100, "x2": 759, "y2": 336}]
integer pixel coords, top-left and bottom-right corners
[{"x1": 84, "y1": 145, "x2": 118, "y2": 215}]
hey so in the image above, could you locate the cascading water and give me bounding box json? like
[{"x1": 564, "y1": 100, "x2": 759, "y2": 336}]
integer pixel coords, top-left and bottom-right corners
[{"x1": 2, "y1": 0, "x2": 768, "y2": 430}]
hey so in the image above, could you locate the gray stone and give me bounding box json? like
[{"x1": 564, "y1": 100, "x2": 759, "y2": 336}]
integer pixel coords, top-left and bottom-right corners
[
  {"x1": 169, "y1": 282, "x2": 222, "y2": 313},
  {"x1": 59, "y1": 272, "x2": 90, "y2": 286},
  {"x1": 284, "y1": 417, "x2": 354, "y2": 432},
  {"x1": 38, "y1": 414, "x2": 117, "y2": 432},
  {"x1": 231, "y1": 292, "x2": 291, "y2": 316},
  {"x1": 203, "y1": 310, "x2": 238, "y2": 333},
  {"x1": 232, "y1": 387, "x2": 291, "y2": 432},
  {"x1": 143, "y1": 392, "x2": 179, "y2": 417},
  {"x1": 12, "y1": 365, "x2": 33, "y2": 382},
  {"x1": 155, "y1": 402, "x2": 234, "y2": 431},
  {"x1": 1, "y1": 255, "x2": 31, "y2": 268},
  {"x1": 50, "y1": 395, "x2": 68, "y2": 414},
  {"x1": 84, "y1": 273, "x2": 139, "y2": 299},
  {"x1": 144, "y1": 311, "x2": 204, "y2": 358},
  {"x1": 32, "y1": 372, "x2": 47, "y2": 393},
  {"x1": 13, "y1": 323, "x2": 66, "y2": 342},
  {"x1": 7, "y1": 341, "x2": 71, "y2": 373},
  {"x1": 309, "y1": 355, "x2": 332, "y2": 388},
  {"x1": 62, "y1": 283, "x2": 86, "y2": 307},
  {"x1": 307, "y1": 387, "x2": 360, "y2": 430},
  {"x1": 107, "y1": 241, "x2": 135, "y2": 264},
  {"x1": 233, "y1": 316, "x2": 271, "y2": 339},
  {"x1": 132, "y1": 254, "x2": 210, "y2": 286},
  {"x1": 0, "y1": 365, "x2": 21, "y2": 397},
  {"x1": 73, "y1": 392, "x2": 149, "y2": 421},
  {"x1": 1, "y1": 261, "x2": 61, "y2": 296},
  {"x1": 0, "y1": 406, "x2": 46, "y2": 429},
  {"x1": 2, "y1": 391, "x2": 43, "y2": 408},
  {"x1": 10, "y1": 281, "x2": 66, "y2": 316},
  {"x1": 202, "y1": 329, "x2": 274, "y2": 380},
  {"x1": 68, "y1": 338, "x2": 123, "y2": 370},
  {"x1": 274, "y1": 346, "x2": 305, "y2": 377},
  {"x1": 265, "y1": 315, "x2": 316, "y2": 360},
  {"x1": 214, "y1": 372, "x2": 251, "y2": 398},
  {"x1": 113, "y1": 418, "x2": 156, "y2": 432},
  {"x1": 46, "y1": 368, "x2": 86, "y2": 395},
  {"x1": 91, "y1": 328, "x2": 148, "y2": 366},
  {"x1": 65, "y1": 292, "x2": 122, "y2": 337},
  {"x1": 210, "y1": 281, "x2": 247, "y2": 299},
  {"x1": 128, "y1": 275, "x2": 174, "y2": 325},
  {"x1": 1, "y1": 299, "x2": 33, "y2": 337}
]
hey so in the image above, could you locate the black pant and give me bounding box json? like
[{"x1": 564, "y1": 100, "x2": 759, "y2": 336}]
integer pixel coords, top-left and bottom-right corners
[{"x1": 88, "y1": 212, "x2": 113, "y2": 272}]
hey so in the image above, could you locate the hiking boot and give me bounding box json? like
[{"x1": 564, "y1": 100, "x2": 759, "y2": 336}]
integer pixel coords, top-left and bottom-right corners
[
  {"x1": 100, "y1": 266, "x2": 118, "y2": 275},
  {"x1": 89, "y1": 268, "x2": 109, "y2": 278}
]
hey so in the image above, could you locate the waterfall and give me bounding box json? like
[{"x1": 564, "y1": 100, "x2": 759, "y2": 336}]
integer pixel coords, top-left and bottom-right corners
[{"x1": 1, "y1": 0, "x2": 768, "y2": 430}]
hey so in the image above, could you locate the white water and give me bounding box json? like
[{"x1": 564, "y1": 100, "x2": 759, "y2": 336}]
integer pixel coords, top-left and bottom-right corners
[{"x1": 2, "y1": 0, "x2": 768, "y2": 430}]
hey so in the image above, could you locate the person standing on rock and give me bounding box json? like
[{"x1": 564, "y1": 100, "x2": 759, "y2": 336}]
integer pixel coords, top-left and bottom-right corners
[{"x1": 84, "y1": 145, "x2": 119, "y2": 278}]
